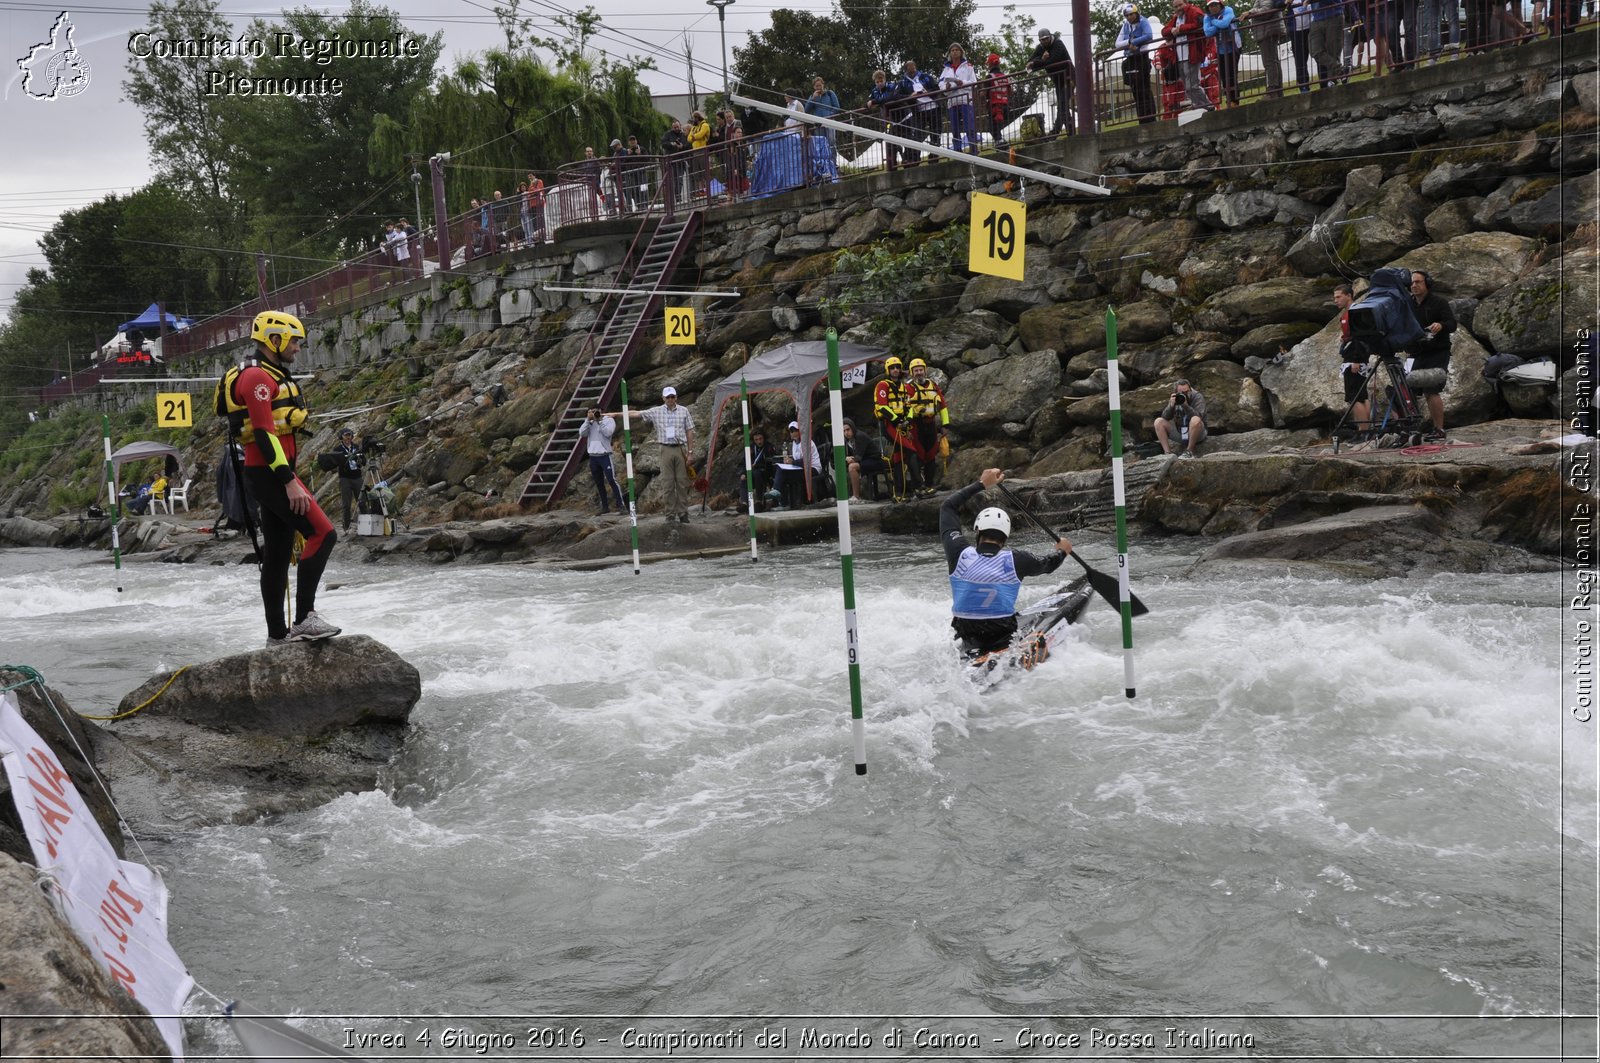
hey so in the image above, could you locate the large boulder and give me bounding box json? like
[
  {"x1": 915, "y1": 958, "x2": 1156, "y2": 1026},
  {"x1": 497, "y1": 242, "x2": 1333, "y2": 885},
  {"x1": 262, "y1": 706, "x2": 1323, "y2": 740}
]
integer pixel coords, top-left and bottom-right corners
[
  {"x1": 913, "y1": 310, "x2": 1015, "y2": 363},
  {"x1": 1074, "y1": 216, "x2": 1202, "y2": 301},
  {"x1": 1191, "y1": 276, "x2": 1337, "y2": 332},
  {"x1": 944, "y1": 349, "x2": 1063, "y2": 431},
  {"x1": 1385, "y1": 233, "x2": 1540, "y2": 299},
  {"x1": 956, "y1": 250, "x2": 1056, "y2": 317},
  {"x1": 116, "y1": 635, "x2": 419, "y2": 738},
  {"x1": 1259, "y1": 320, "x2": 1501, "y2": 428},
  {"x1": 1507, "y1": 175, "x2": 1600, "y2": 237},
  {"x1": 0, "y1": 856, "x2": 170, "y2": 1062},
  {"x1": 0, "y1": 516, "x2": 63, "y2": 547},
  {"x1": 1475, "y1": 247, "x2": 1599, "y2": 358},
  {"x1": 95, "y1": 637, "x2": 420, "y2": 830},
  {"x1": 1341, "y1": 177, "x2": 1431, "y2": 270},
  {"x1": 1178, "y1": 229, "x2": 1293, "y2": 299}
]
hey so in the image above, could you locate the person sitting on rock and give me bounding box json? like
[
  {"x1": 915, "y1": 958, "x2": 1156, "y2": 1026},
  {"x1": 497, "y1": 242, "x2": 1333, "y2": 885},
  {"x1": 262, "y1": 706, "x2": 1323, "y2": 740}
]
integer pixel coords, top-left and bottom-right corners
[
  {"x1": 1154, "y1": 378, "x2": 1207, "y2": 458},
  {"x1": 841, "y1": 418, "x2": 887, "y2": 503},
  {"x1": 774, "y1": 420, "x2": 823, "y2": 509}
]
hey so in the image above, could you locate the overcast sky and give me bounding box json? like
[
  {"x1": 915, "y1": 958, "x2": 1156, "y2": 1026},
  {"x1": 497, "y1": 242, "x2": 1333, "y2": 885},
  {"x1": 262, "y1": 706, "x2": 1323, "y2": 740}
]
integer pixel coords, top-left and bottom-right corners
[{"x1": 1, "y1": 0, "x2": 1058, "y2": 338}]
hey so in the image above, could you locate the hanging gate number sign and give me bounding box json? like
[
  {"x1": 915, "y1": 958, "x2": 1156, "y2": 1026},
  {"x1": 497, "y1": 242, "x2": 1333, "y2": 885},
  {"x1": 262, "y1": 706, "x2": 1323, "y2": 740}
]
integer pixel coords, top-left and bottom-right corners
[
  {"x1": 968, "y1": 192, "x2": 1025, "y2": 281},
  {"x1": 664, "y1": 307, "x2": 696, "y2": 346},
  {"x1": 155, "y1": 392, "x2": 193, "y2": 428}
]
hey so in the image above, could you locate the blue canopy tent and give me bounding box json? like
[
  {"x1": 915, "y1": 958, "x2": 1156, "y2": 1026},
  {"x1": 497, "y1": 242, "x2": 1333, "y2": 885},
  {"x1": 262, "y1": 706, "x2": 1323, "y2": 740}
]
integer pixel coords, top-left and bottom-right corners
[{"x1": 117, "y1": 303, "x2": 193, "y2": 333}]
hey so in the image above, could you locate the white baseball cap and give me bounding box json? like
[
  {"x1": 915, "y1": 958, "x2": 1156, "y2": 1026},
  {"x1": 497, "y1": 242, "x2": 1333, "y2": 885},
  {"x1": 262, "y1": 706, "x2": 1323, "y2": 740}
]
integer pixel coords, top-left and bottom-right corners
[
  {"x1": 788, "y1": 421, "x2": 800, "y2": 429},
  {"x1": 662, "y1": 386, "x2": 677, "y2": 397}
]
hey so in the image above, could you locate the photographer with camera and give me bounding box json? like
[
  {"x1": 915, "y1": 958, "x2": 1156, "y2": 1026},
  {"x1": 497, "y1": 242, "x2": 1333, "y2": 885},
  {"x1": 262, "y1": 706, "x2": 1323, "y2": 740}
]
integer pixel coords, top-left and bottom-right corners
[
  {"x1": 577, "y1": 406, "x2": 626, "y2": 515},
  {"x1": 1407, "y1": 270, "x2": 1456, "y2": 441},
  {"x1": 1153, "y1": 379, "x2": 1207, "y2": 459},
  {"x1": 331, "y1": 428, "x2": 364, "y2": 533}
]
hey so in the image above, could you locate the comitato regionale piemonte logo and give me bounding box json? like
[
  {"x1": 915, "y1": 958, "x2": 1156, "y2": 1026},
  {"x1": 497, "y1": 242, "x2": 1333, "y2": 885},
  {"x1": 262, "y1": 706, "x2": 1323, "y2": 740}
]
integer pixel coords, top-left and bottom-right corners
[{"x1": 16, "y1": 11, "x2": 92, "y2": 101}]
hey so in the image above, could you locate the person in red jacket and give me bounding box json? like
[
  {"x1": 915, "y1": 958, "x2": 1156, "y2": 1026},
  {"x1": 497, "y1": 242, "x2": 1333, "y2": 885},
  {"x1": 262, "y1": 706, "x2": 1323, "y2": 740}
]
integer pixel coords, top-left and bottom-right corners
[
  {"x1": 220, "y1": 310, "x2": 341, "y2": 646},
  {"x1": 1163, "y1": 0, "x2": 1216, "y2": 110},
  {"x1": 981, "y1": 53, "x2": 1011, "y2": 147}
]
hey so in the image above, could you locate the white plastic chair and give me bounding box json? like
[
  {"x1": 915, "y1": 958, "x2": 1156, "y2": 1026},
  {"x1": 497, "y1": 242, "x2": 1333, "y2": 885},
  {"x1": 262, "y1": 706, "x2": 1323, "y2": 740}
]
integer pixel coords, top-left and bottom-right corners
[{"x1": 162, "y1": 478, "x2": 193, "y2": 514}]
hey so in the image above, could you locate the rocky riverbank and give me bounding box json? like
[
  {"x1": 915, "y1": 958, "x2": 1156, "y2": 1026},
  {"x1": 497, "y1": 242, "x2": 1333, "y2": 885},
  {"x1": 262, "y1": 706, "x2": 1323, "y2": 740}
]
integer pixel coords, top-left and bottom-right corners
[{"x1": 0, "y1": 639, "x2": 420, "y2": 1059}]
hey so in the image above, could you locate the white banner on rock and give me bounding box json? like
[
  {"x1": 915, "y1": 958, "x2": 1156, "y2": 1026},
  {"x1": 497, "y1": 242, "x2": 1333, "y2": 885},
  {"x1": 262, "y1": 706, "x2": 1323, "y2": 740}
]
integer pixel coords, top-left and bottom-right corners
[{"x1": 0, "y1": 692, "x2": 193, "y2": 1059}]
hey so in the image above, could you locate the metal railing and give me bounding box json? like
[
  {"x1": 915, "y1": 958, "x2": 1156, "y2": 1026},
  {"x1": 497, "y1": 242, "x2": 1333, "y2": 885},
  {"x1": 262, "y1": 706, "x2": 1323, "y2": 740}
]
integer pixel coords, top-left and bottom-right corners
[{"x1": 33, "y1": 8, "x2": 1588, "y2": 407}]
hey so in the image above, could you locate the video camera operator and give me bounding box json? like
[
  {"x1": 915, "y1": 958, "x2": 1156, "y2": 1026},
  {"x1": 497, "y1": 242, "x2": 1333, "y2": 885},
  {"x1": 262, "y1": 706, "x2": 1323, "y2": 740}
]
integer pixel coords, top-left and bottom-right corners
[
  {"x1": 1153, "y1": 379, "x2": 1207, "y2": 459},
  {"x1": 1406, "y1": 270, "x2": 1456, "y2": 441}
]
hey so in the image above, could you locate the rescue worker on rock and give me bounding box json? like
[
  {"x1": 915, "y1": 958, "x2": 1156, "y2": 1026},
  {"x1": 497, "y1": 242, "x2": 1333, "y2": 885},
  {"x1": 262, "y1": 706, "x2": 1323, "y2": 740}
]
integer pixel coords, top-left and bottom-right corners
[
  {"x1": 873, "y1": 355, "x2": 918, "y2": 501},
  {"x1": 940, "y1": 467, "x2": 1073, "y2": 661},
  {"x1": 221, "y1": 310, "x2": 341, "y2": 646},
  {"x1": 904, "y1": 358, "x2": 950, "y2": 494}
]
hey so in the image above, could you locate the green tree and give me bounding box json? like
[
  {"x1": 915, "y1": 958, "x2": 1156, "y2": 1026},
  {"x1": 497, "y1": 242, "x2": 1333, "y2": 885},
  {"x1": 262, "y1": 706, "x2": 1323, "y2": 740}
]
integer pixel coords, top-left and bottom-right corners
[
  {"x1": 371, "y1": 32, "x2": 662, "y2": 211},
  {"x1": 225, "y1": 1, "x2": 444, "y2": 265},
  {"x1": 731, "y1": 0, "x2": 979, "y2": 116},
  {"x1": 122, "y1": 0, "x2": 252, "y2": 300}
]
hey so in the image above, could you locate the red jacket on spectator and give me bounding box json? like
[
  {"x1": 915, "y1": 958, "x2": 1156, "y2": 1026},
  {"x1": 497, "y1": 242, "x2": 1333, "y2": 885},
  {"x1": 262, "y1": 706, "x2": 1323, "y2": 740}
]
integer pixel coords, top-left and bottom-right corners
[{"x1": 1164, "y1": 1, "x2": 1208, "y2": 49}]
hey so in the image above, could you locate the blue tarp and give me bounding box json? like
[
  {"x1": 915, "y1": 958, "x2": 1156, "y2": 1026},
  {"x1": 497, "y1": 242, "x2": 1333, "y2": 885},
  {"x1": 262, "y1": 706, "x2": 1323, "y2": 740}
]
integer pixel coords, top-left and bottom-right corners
[
  {"x1": 117, "y1": 303, "x2": 193, "y2": 333},
  {"x1": 748, "y1": 133, "x2": 840, "y2": 200}
]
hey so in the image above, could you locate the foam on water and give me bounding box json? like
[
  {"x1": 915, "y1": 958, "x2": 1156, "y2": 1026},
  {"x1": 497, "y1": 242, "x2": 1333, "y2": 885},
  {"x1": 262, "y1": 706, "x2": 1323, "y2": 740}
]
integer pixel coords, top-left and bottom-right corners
[{"x1": 2, "y1": 543, "x2": 1590, "y2": 1049}]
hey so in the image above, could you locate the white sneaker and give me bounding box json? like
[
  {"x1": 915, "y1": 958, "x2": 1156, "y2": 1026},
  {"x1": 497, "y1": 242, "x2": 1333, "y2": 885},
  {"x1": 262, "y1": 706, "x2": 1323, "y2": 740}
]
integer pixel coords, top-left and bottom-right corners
[
  {"x1": 848, "y1": 496, "x2": 863, "y2": 504},
  {"x1": 286, "y1": 611, "x2": 341, "y2": 642},
  {"x1": 1178, "y1": 451, "x2": 1195, "y2": 460},
  {"x1": 264, "y1": 637, "x2": 288, "y2": 649}
]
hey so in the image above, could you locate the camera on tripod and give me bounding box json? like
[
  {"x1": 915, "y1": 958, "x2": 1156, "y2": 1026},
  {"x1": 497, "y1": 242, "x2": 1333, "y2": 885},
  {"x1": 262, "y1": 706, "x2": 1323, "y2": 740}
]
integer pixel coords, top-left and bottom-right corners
[
  {"x1": 365, "y1": 439, "x2": 386, "y2": 456},
  {"x1": 1331, "y1": 267, "x2": 1436, "y2": 451}
]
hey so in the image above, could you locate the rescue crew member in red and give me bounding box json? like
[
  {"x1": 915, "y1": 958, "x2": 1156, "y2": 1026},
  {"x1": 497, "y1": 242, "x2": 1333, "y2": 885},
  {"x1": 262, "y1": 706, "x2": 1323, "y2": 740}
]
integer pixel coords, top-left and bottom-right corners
[
  {"x1": 873, "y1": 356, "x2": 918, "y2": 501},
  {"x1": 904, "y1": 358, "x2": 950, "y2": 494},
  {"x1": 940, "y1": 467, "x2": 1073, "y2": 658},
  {"x1": 223, "y1": 310, "x2": 341, "y2": 645}
]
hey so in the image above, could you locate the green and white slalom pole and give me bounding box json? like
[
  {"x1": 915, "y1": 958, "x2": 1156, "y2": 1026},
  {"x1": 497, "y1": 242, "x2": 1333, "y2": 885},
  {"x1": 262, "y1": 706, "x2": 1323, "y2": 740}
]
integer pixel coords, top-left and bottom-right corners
[
  {"x1": 825, "y1": 330, "x2": 867, "y2": 775},
  {"x1": 620, "y1": 380, "x2": 641, "y2": 575},
  {"x1": 1105, "y1": 308, "x2": 1136, "y2": 698},
  {"x1": 101, "y1": 414, "x2": 123, "y2": 590},
  {"x1": 741, "y1": 376, "x2": 758, "y2": 562}
]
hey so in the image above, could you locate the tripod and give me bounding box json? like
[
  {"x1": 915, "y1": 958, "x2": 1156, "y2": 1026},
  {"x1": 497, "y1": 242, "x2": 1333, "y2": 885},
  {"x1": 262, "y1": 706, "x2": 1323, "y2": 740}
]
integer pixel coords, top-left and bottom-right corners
[{"x1": 1331, "y1": 350, "x2": 1428, "y2": 453}]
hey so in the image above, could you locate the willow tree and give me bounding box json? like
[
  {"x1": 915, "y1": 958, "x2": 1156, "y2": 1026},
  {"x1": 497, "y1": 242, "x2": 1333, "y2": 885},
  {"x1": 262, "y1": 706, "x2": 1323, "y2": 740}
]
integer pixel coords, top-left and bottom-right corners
[{"x1": 371, "y1": 3, "x2": 665, "y2": 212}]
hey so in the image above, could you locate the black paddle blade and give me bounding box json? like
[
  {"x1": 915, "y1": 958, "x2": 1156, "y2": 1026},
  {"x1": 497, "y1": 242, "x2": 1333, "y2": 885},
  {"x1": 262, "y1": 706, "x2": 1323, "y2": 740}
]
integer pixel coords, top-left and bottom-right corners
[{"x1": 1072, "y1": 552, "x2": 1150, "y2": 617}]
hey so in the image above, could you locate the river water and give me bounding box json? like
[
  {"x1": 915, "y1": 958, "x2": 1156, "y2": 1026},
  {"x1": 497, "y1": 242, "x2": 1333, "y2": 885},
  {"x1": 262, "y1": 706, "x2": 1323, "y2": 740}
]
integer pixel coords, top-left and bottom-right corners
[{"x1": 1, "y1": 538, "x2": 1594, "y2": 1061}]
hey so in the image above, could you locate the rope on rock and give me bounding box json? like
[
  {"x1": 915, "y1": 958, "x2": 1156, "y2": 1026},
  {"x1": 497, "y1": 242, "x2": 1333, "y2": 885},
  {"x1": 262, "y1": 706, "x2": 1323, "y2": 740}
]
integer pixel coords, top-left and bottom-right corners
[{"x1": 76, "y1": 665, "x2": 191, "y2": 722}]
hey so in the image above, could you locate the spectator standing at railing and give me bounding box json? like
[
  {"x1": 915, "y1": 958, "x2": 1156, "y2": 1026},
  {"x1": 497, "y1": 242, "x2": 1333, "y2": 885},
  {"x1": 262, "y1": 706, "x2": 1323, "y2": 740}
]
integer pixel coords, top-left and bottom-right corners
[
  {"x1": 1307, "y1": 0, "x2": 1345, "y2": 88},
  {"x1": 1288, "y1": 0, "x2": 1315, "y2": 91},
  {"x1": 938, "y1": 44, "x2": 979, "y2": 154},
  {"x1": 1420, "y1": 0, "x2": 1449, "y2": 59},
  {"x1": 491, "y1": 189, "x2": 515, "y2": 247},
  {"x1": 806, "y1": 76, "x2": 842, "y2": 147},
  {"x1": 625, "y1": 136, "x2": 651, "y2": 208},
  {"x1": 1027, "y1": 28, "x2": 1076, "y2": 135},
  {"x1": 580, "y1": 146, "x2": 603, "y2": 217},
  {"x1": 397, "y1": 217, "x2": 420, "y2": 272},
  {"x1": 662, "y1": 119, "x2": 689, "y2": 207},
  {"x1": 1116, "y1": 4, "x2": 1157, "y2": 122},
  {"x1": 518, "y1": 181, "x2": 534, "y2": 245},
  {"x1": 1203, "y1": 0, "x2": 1242, "y2": 105},
  {"x1": 1242, "y1": 0, "x2": 1289, "y2": 98},
  {"x1": 383, "y1": 220, "x2": 408, "y2": 275},
  {"x1": 525, "y1": 173, "x2": 546, "y2": 243},
  {"x1": 980, "y1": 53, "x2": 1012, "y2": 144},
  {"x1": 1162, "y1": 1, "x2": 1215, "y2": 110},
  {"x1": 609, "y1": 138, "x2": 631, "y2": 214},
  {"x1": 687, "y1": 109, "x2": 712, "y2": 201},
  {"x1": 897, "y1": 61, "x2": 942, "y2": 158},
  {"x1": 869, "y1": 69, "x2": 905, "y2": 166}
]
